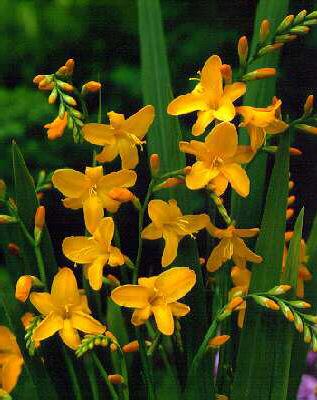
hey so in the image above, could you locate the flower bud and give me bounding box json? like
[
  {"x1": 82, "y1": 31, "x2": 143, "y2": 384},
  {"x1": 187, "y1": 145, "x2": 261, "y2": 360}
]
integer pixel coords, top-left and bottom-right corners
[
  {"x1": 59, "y1": 82, "x2": 74, "y2": 92},
  {"x1": 21, "y1": 312, "x2": 35, "y2": 328},
  {"x1": 289, "y1": 147, "x2": 302, "y2": 156},
  {"x1": 208, "y1": 335, "x2": 230, "y2": 348},
  {"x1": 289, "y1": 180, "x2": 295, "y2": 190},
  {"x1": 304, "y1": 19, "x2": 317, "y2": 26},
  {"x1": 82, "y1": 81, "x2": 102, "y2": 94},
  {"x1": 258, "y1": 43, "x2": 283, "y2": 57},
  {"x1": 290, "y1": 26, "x2": 310, "y2": 35},
  {"x1": 243, "y1": 68, "x2": 276, "y2": 81},
  {"x1": 220, "y1": 64, "x2": 232, "y2": 84},
  {"x1": 157, "y1": 177, "x2": 184, "y2": 190},
  {"x1": 253, "y1": 295, "x2": 279, "y2": 310},
  {"x1": 199, "y1": 257, "x2": 205, "y2": 266},
  {"x1": 123, "y1": 340, "x2": 139, "y2": 353},
  {"x1": 304, "y1": 94, "x2": 314, "y2": 116},
  {"x1": 65, "y1": 58, "x2": 75, "y2": 75},
  {"x1": 275, "y1": 34, "x2": 297, "y2": 43},
  {"x1": 108, "y1": 188, "x2": 134, "y2": 203},
  {"x1": 312, "y1": 335, "x2": 317, "y2": 352},
  {"x1": 0, "y1": 215, "x2": 17, "y2": 224},
  {"x1": 62, "y1": 94, "x2": 77, "y2": 106},
  {"x1": 294, "y1": 313, "x2": 304, "y2": 333},
  {"x1": 280, "y1": 302, "x2": 294, "y2": 321},
  {"x1": 288, "y1": 300, "x2": 311, "y2": 309},
  {"x1": 259, "y1": 19, "x2": 270, "y2": 43},
  {"x1": 276, "y1": 15, "x2": 294, "y2": 34},
  {"x1": 304, "y1": 325, "x2": 312, "y2": 344},
  {"x1": 307, "y1": 11, "x2": 317, "y2": 19},
  {"x1": 7, "y1": 243, "x2": 20, "y2": 256},
  {"x1": 105, "y1": 274, "x2": 120, "y2": 288},
  {"x1": 286, "y1": 208, "x2": 294, "y2": 220},
  {"x1": 48, "y1": 88, "x2": 58, "y2": 105},
  {"x1": 287, "y1": 195, "x2": 295, "y2": 206},
  {"x1": 304, "y1": 315, "x2": 317, "y2": 324},
  {"x1": 110, "y1": 343, "x2": 118, "y2": 352},
  {"x1": 35, "y1": 206, "x2": 45, "y2": 231},
  {"x1": 33, "y1": 74, "x2": 45, "y2": 84},
  {"x1": 183, "y1": 166, "x2": 192, "y2": 175},
  {"x1": 294, "y1": 10, "x2": 307, "y2": 24},
  {"x1": 296, "y1": 124, "x2": 317, "y2": 135},
  {"x1": 15, "y1": 275, "x2": 39, "y2": 302},
  {"x1": 108, "y1": 374, "x2": 124, "y2": 385},
  {"x1": 226, "y1": 296, "x2": 244, "y2": 311},
  {"x1": 238, "y1": 36, "x2": 248, "y2": 66},
  {"x1": 267, "y1": 285, "x2": 292, "y2": 296},
  {"x1": 149, "y1": 154, "x2": 160, "y2": 176}
]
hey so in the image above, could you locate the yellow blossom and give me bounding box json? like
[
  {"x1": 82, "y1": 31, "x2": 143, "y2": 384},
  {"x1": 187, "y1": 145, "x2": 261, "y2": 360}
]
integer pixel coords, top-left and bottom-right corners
[
  {"x1": 141, "y1": 199, "x2": 209, "y2": 267},
  {"x1": 230, "y1": 266, "x2": 251, "y2": 328},
  {"x1": 63, "y1": 217, "x2": 125, "y2": 290},
  {"x1": 82, "y1": 105, "x2": 155, "y2": 169},
  {"x1": 111, "y1": 267, "x2": 196, "y2": 335},
  {"x1": 44, "y1": 113, "x2": 68, "y2": 140},
  {"x1": 237, "y1": 99, "x2": 289, "y2": 151},
  {"x1": 52, "y1": 166, "x2": 136, "y2": 234},
  {"x1": 0, "y1": 326, "x2": 24, "y2": 394},
  {"x1": 30, "y1": 268, "x2": 105, "y2": 350},
  {"x1": 167, "y1": 55, "x2": 246, "y2": 135},
  {"x1": 179, "y1": 122, "x2": 254, "y2": 197},
  {"x1": 206, "y1": 222, "x2": 262, "y2": 272}
]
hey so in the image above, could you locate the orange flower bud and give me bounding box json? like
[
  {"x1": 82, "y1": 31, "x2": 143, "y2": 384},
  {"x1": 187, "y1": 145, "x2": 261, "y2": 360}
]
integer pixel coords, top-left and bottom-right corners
[
  {"x1": 15, "y1": 275, "x2": 34, "y2": 302},
  {"x1": 276, "y1": 15, "x2": 294, "y2": 34},
  {"x1": 105, "y1": 331, "x2": 117, "y2": 341},
  {"x1": 108, "y1": 188, "x2": 134, "y2": 203},
  {"x1": 161, "y1": 177, "x2": 184, "y2": 189},
  {"x1": 238, "y1": 36, "x2": 248, "y2": 65},
  {"x1": 258, "y1": 43, "x2": 283, "y2": 57},
  {"x1": 35, "y1": 206, "x2": 45, "y2": 230},
  {"x1": 294, "y1": 314, "x2": 304, "y2": 333},
  {"x1": 288, "y1": 180, "x2": 295, "y2": 190},
  {"x1": 304, "y1": 94, "x2": 314, "y2": 115},
  {"x1": 287, "y1": 195, "x2": 295, "y2": 206},
  {"x1": 264, "y1": 299, "x2": 280, "y2": 310},
  {"x1": 183, "y1": 166, "x2": 192, "y2": 175},
  {"x1": 108, "y1": 374, "x2": 124, "y2": 385},
  {"x1": 290, "y1": 26, "x2": 310, "y2": 35},
  {"x1": 110, "y1": 343, "x2": 118, "y2": 352},
  {"x1": 149, "y1": 154, "x2": 160, "y2": 175},
  {"x1": 59, "y1": 82, "x2": 74, "y2": 92},
  {"x1": 7, "y1": 243, "x2": 20, "y2": 256},
  {"x1": 286, "y1": 208, "x2": 294, "y2": 220},
  {"x1": 296, "y1": 124, "x2": 317, "y2": 135},
  {"x1": 260, "y1": 19, "x2": 270, "y2": 43},
  {"x1": 48, "y1": 88, "x2": 58, "y2": 105},
  {"x1": 105, "y1": 274, "x2": 120, "y2": 287},
  {"x1": 275, "y1": 34, "x2": 298, "y2": 43},
  {"x1": 208, "y1": 335, "x2": 230, "y2": 348},
  {"x1": 122, "y1": 340, "x2": 140, "y2": 353},
  {"x1": 0, "y1": 215, "x2": 17, "y2": 224},
  {"x1": 199, "y1": 257, "x2": 205, "y2": 265},
  {"x1": 33, "y1": 74, "x2": 45, "y2": 84},
  {"x1": 285, "y1": 231, "x2": 294, "y2": 242},
  {"x1": 289, "y1": 147, "x2": 302, "y2": 156},
  {"x1": 220, "y1": 64, "x2": 232, "y2": 84},
  {"x1": 21, "y1": 312, "x2": 35, "y2": 328},
  {"x1": 36, "y1": 192, "x2": 44, "y2": 201},
  {"x1": 226, "y1": 296, "x2": 244, "y2": 311},
  {"x1": 82, "y1": 81, "x2": 102, "y2": 93},
  {"x1": 63, "y1": 94, "x2": 77, "y2": 106},
  {"x1": 243, "y1": 68, "x2": 276, "y2": 81},
  {"x1": 65, "y1": 58, "x2": 75, "y2": 75}
]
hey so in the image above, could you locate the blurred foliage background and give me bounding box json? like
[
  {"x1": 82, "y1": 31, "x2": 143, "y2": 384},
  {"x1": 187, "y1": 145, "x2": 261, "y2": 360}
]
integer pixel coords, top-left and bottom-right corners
[{"x1": 0, "y1": 0, "x2": 317, "y2": 247}]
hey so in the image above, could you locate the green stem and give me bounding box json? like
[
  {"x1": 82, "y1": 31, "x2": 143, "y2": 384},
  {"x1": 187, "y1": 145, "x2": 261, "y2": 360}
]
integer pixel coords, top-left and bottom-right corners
[
  {"x1": 209, "y1": 193, "x2": 232, "y2": 226},
  {"x1": 84, "y1": 354, "x2": 100, "y2": 400},
  {"x1": 92, "y1": 352, "x2": 119, "y2": 400},
  {"x1": 146, "y1": 331, "x2": 161, "y2": 357},
  {"x1": 62, "y1": 347, "x2": 83, "y2": 400},
  {"x1": 17, "y1": 218, "x2": 35, "y2": 247},
  {"x1": 34, "y1": 244, "x2": 47, "y2": 289}
]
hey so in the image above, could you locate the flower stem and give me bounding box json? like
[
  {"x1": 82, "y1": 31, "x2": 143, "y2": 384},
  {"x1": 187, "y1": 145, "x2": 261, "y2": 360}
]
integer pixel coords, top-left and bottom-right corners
[
  {"x1": 84, "y1": 353, "x2": 100, "y2": 400},
  {"x1": 92, "y1": 352, "x2": 119, "y2": 400},
  {"x1": 209, "y1": 193, "x2": 232, "y2": 226},
  {"x1": 34, "y1": 244, "x2": 47, "y2": 290},
  {"x1": 62, "y1": 347, "x2": 83, "y2": 400}
]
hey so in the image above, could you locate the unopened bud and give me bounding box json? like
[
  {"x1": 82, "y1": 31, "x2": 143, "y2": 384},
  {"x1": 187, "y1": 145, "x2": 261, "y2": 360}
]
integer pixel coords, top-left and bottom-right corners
[
  {"x1": 289, "y1": 180, "x2": 295, "y2": 190},
  {"x1": 123, "y1": 340, "x2": 140, "y2": 353},
  {"x1": 304, "y1": 315, "x2": 317, "y2": 324},
  {"x1": 304, "y1": 95, "x2": 314, "y2": 116},
  {"x1": 108, "y1": 188, "x2": 134, "y2": 203},
  {"x1": 82, "y1": 81, "x2": 102, "y2": 94},
  {"x1": 56, "y1": 66, "x2": 68, "y2": 75},
  {"x1": 0, "y1": 215, "x2": 17, "y2": 224},
  {"x1": 243, "y1": 68, "x2": 276, "y2": 81},
  {"x1": 307, "y1": 11, "x2": 317, "y2": 19},
  {"x1": 21, "y1": 312, "x2": 35, "y2": 328},
  {"x1": 267, "y1": 285, "x2": 292, "y2": 296},
  {"x1": 289, "y1": 147, "x2": 302, "y2": 156},
  {"x1": 220, "y1": 64, "x2": 232, "y2": 84},
  {"x1": 199, "y1": 257, "x2": 205, "y2": 266},
  {"x1": 33, "y1": 74, "x2": 45, "y2": 84},
  {"x1": 253, "y1": 295, "x2": 280, "y2": 310},
  {"x1": 303, "y1": 19, "x2": 317, "y2": 26},
  {"x1": 238, "y1": 36, "x2": 248, "y2": 66},
  {"x1": 208, "y1": 335, "x2": 230, "y2": 348},
  {"x1": 304, "y1": 325, "x2": 312, "y2": 344},
  {"x1": 276, "y1": 15, "x2": 294, "y2": 35},
  {"x1": 59, "y1": 82, "x2": 74, "y2": 92},
  {"x1": 296, "y1": 124, "x2": 317, "y2": 135},
  {"x1": 149, "y1": 154, "x2": 160, "y2": 176},
  {"x1": 294, "y1": 313, "x2": 304, "y2": 333},
  {"x1": 288, "y1": 300, "x2": 311, "y2": 309},
  {"x1": 132, "y1": 196, "x2": 141, "y2": 211},
  {"x1": 35, "y1": 206, "x2": 45, "y2": 230},
  {"x1": 289, "y1": 26, "x2": 310, "y2": 35},
  {"x1": 110, "y1": 343, "x2": 118, "y2": 352},
  {"x1": 286, "y1": 208, "x2": 294, "y2": 220},
  {"x1": 15, "y1": 275, "x2": 39, "y2": 302},
  {"x1": 108, "y1": 374, "x2": 124, "y2": 385},
  {"x1": 280, "y1": 302, "x2": 294, "y2": 321},
  {"x1": 287, "y1": 195, "x2": 295, "y2": 206},
  {"x1": 65, "y1": 58, "x2": 75, "y2": 75},
  {"x1": 183, "y1": 166, "x2": 192, "y2": 175},
  {"x1": 275, "y1": 34, "x2": 297, "y2": 43},
  {"x1": 159, "y1": 177, "x2": 184, "y2": 190},
  {"x1": 294, "y1": 10, "x2": 307, "y2": 24},
  {"x1": 312, "y1": 335, "x2": 317, "y2": 352},
  {"x1": 7, "y1": 243, "x2": 20, "y2": 256},
  {"x1": 259, "y1": 19, "x2": 270, "y2": 43},
  {"x1": 62, "y1": 94, "x2": 77, "y2": 106},
  {"x1": 226, "y1": 296, "x2": 244, "y2": 311},
  {"x1": 48, "y1": 88, "x2": 58, "y2": 104},
  {"x1": 258, "y1": 43, "x2": 283, "y2": 57}
]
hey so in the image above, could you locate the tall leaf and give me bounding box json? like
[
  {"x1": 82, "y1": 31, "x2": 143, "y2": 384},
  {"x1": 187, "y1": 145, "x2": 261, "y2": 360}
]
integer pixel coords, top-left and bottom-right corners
[{"x1": 231, "y1": 131, "x2": 290, "y2": 400}]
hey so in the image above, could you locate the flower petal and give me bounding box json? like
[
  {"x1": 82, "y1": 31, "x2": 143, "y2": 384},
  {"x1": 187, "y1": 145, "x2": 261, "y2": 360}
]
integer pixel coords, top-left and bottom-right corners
[
  {"x1": 231, "y1": 266, "x2": 251, "y2": 287},
  {"x1": 93, "y1": 217, "x2": 114, "y2": 250},
  {"x1": 162, "y1": 229, "x2": 179, "y2": 267},
  {"x1": 82, "y1": 123, "x2": 116, "y2": 145},
  {"x1": 220, "y1": 163, "x2": 250, "y2": 197},
  {"x1": 214, "y1": 97, "x2": 236, "y2": 122},
  {"x1": 59, "y1": 319, "x2": 81, "y2": 350},
  {"x1": 152, "y1": 305, "x2": 174, "y2": 335},
  {"x1": 71, "y1": 311, "x2": 106, "y2": 334},
  {"x1": 63, "y1": 237, "x2": 102, "y2": 264},
  {"x1": 167, "y1": 93, "x2": 208, "y2": 115},
  {"x1": 192, "y1": 110, "x2": 215, "y2": 136},
  {"x1": 33, "y1": 312, "x2": 64, "y2": 341},
  {"x1": 51, "y1": 267, "x2": 81, "y2": 307},
  {"x1": 169, "y1": 302, "x2": 190, "y2": 317},
  {"x1": 155, "y1": 267, "x2": 196, "y2": 302},
  {"x1": 248, "y1": 126, "x2": 266, "y2": 151},
  {"x1": 147, "y1": 199, "x2": 181, "y2": 227},
  {"x1": 206, "y1": 238, "x2": 233, "y2": 272},
  {"x1": 62, "y1": 197, "x2": 84, "y2": 209},
  {"x1": 223, "y1": 82, "x2": 246, "y2": 102},
  {"x1": 141, "y1": 223, "x2": 163, "y2": 240},
  {"x1": 186, "y1": 161, "x2": 219, "y2": 190},
  {"x1": 108, "y1": 246, "x2": 125, "y2": 267},
  {"x1": 205, "y1": 122, "x2": 237, "y2": 160},
  {"x1": 228, "y1": 145, "x2": 255, "y2": 164},
  {"x1": 266, "y1": 119, "x2": 289, "y2": 134},
  {"x1": 118, "y1": 139, "x2": 139, "y2": 169},
  {"x1": 111, "y1": 285, "x2": 151, "y2": 308},
  {"x1": 29, "y1": 292, "x2": 56, "y2": 315},
  {"x1": 232, "y1": 237, "x2": 263, "y2": 264},
  {"x1": 131, "y1": 306, "x2": 152, "y2": 326},
  {"x1": 124, "y1": 105, "x2": 155, "y2": 139},
  {"x1": 87, "y1": 255, "x2": 109, "y2": 291},
  {"x1": 52, "y1": 169, "x2": 90, "y2": 198},
  {"x1": 2, "y1": 355, "x2": 24, "y2": 394},
  {"x1": 174, "y1": 214, "x2": 209, "y2": 236},
  {"x1": 83, "y1": 196, "x2": 104, "y2": 235},
  {"x1": 98, "y1": 169, "x2": 137, "y2": 193},
  {"x1": 234, "y1": 228, "x2": 260, "y2": 238},
  {"x1": 179, "y1": 140, "x2": 208, "y2": 160},
  {"x1": 208, "y1": 174, "x2": 229, "y2": 197},
  {"x1": 200, "y1": 55, "x2": 223, "y2": 99},
  {"x1": 95, "y1": 143, "x2": 119, "y2": 163},
  {"x1": 0, "y1": 327, "x2": 19, "y2": 354}
]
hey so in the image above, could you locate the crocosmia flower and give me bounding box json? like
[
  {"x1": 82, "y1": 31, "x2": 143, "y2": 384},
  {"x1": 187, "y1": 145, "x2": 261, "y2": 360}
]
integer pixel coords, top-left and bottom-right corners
[
  {"x1": 44, "y1": 113, "x2": 68, "y2": 140},
  {"x1": 82, "y1": 105, "x2": 155, "y2": 169},
  {"x1": 141, "y1": 199, "x2": 209, "y2": 267},
  {"x1": 167, "y1": 55, "x2": 246, "y2": 135},
  {"x1": 111, "y1": 267, "x2": 196, "y2": 335},
  {"x1": 30, "y1": 267, "x2": 105, "y2": 350},
  {"x1": 179, "y1": 122, "x2": 254, "y2": 197},
  {"x1": 52, "y1": 166, "x2": 136, "y2": 234}
]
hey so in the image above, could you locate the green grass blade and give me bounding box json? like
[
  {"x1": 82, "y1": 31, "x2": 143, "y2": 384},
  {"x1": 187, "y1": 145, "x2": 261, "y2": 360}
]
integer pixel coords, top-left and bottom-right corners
[{"x1": 231, "y1": 131, "x2": 290, "y2": 400}]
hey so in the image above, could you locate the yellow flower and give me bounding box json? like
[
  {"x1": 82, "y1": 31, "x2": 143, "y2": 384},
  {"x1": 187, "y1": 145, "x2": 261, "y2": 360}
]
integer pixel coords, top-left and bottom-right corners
[
  {"x1": 206, "y1": 222, "x2": 262, "y2": 272},
  {"x1": 141, "y1": 199, "x2": 209, "y2": 267},
  {"x1": 30, "y1": 268, "x2": 105, "y2": 350},
  {"x1": 0, "y1": 326, "x2": 24, "y2": 394},
  {"x1": 44, "y1": 113, "x2": 68, "y2": 140},
  {"x1": 179, "y1": 122, "x2": 254, "y2": 197},
  {"x1": 237, "y1": 99, "x2": 289, "y2": 151},
  {"x1": 167, "y1": 55, "x2": 246, "y2": 135},
  {"x1": 229, "y1": 266, "x2": 251, "y2": 328},
  {"x1": 111, "y1": 267, "x2": 196, "y2": 335},
  {"x1": 52, "y1": 166, "x2": 136, "y2": 234},
  {"x1": 82, "y1": 105, "x2": 155, "y2": 169},
  {"x1": 63, "y1": 217, "x2": 125, "y2": 290}
]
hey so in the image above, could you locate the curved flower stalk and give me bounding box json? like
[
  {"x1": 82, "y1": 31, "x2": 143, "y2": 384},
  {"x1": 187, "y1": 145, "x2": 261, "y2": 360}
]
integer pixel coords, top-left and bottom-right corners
[
  {"x1": 30, "y1": 268, "x2": 106, "y2": 350},
  {"x1": 52, "y1": 165, "x2": 136, "y2": 234},
  {"x1": 179, "y1": 122, "x2": 255, "y2": 197},
  {"x1": 63, "y1": 217, "x2": 125, "y2": 290},
  {"x1": 237, "y1": 98, "x2": 289, "y2": 151},
  {"x1": 167, "y1": 55, "x2": 246, "y2": 135},
  {"x1": 111, "y1": 267, "x2": 196, "y2": 335},
  {"x1": 0, "y1": 326, "x2": 24, "y2": 394},
  {"x1": 82, "y1": 105, "x2": 155, "y2": 169},
  {"x1": 141, "y1": 199, "x2": 209, "y2": 267},
  {"x1": 206, "y1": 221, "x2": 263, "y2": 272}
]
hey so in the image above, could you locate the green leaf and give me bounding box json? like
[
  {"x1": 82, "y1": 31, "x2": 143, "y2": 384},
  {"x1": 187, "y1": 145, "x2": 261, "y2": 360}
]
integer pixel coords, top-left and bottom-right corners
[{"x1": 231, "y1": 131, "x2": 290, "y2": 400}]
